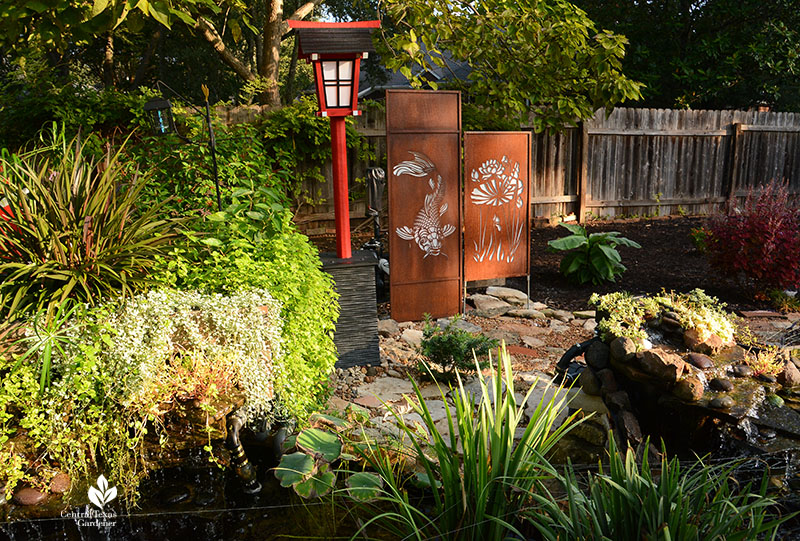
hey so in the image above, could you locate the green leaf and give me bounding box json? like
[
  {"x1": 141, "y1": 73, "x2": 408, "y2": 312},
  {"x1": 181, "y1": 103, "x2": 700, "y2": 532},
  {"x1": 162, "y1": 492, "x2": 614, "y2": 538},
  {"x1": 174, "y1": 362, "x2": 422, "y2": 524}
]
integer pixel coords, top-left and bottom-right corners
[
  {"x1": 229, "y1": 18, "x2": 242, "y2": 42},
  {"x1": 200, "y1": 237, "x2": 223, "y2": 247},
  {"x1": 207, "y1": 211, "x2": 228, "y2": 222},
  {"x1": 274, "y1": 452, "x2": 314, "y2": 488},
  {"x1": 596, "y1": 243, "x2": 622, "y2": 264},
  {"x1": 548, "y1": 234, "x2": 587, "y2": 252},
  {"x1": 245, "y1": 211, "x2": 264, "y2": 221},
  {"x1": 281, "y1": 434, "x2": 297, "y2": 453},
  {"x1": 294, "y1": 469, "x2": 336, "y2": 499},
  {"x1": 558, "y1": 222, "x2": 586, "y2": 236},
  {"x1": 296, "y1": 428, "x2": 341, "y2": 462},
  {"x1": 412, "y1": 472, "x2": 442, "y2": 489},
  {"x1": 91, "y1": 0, "x2": 109, "y2": 17},
  {"x1": 346, "y1": 472, "x2": 383, "y2": 502},
  {"x1": 308, "y1": 413, "x2": 351, "y2": 432}
]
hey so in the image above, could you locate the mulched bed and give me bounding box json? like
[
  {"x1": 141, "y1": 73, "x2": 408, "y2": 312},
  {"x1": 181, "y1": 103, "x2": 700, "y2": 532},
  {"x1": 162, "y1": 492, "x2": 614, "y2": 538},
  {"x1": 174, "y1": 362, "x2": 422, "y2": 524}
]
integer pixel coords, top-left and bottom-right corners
[
  {"x1": 308, "y1": 216, "x2": 773, "y2": 315},
  {"x1": 507, "y1": 216, "x2": 769, "y2": 313}
]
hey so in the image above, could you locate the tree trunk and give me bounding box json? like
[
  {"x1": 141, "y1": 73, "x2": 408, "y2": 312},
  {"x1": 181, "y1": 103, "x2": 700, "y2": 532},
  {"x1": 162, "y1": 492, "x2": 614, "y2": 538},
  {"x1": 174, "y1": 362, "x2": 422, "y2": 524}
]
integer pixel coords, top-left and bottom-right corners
[
  {"x1": 260, "y1": 0, "x2": 284, "y2": 107},
  {"x1": 282, "y1": 36, "x2": 299, "y2": 104},
  {"x1": 195, "y1": 17, "x2": 257, "y2": 82},
  {"x1": 130, "y1": 27, "x2": 163, "y2": 89},
  {"x1": 103, "y1": 32, "x2": 115, "y2": 88}
]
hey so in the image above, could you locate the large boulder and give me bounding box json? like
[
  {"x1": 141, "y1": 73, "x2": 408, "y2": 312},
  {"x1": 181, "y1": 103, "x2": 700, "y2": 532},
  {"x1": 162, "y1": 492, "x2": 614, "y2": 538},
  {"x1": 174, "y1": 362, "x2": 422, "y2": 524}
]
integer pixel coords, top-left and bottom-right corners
[
  {"x1": 779, "y1": 360, "x2": 800, "y2": 388},
  {"x1": 585, "y1": 341, "x2": 611, "y2": 370},
  {"x1": 684, "y1": 329, "x2": 729, "y2": 356},
  {"x1": 638, "y1": 348, "x2": 688, "y2": 384},
  {"x1": 673, "y1": 376, "x2": 704, "y2": 402},
  {"x1": 610, "y1": 337, "x2": 638, "y2": 363}
]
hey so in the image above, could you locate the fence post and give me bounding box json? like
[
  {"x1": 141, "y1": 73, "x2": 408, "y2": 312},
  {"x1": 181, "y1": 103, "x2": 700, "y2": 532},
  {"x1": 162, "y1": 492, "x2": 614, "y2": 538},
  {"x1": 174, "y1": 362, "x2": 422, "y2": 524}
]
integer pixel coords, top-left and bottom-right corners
[
  {"x1": 578, "y1": 121, "x2": 589, "y2": 223},
  {"x1": 726, "y1": 122, "x2": 742, "y2": 207}
]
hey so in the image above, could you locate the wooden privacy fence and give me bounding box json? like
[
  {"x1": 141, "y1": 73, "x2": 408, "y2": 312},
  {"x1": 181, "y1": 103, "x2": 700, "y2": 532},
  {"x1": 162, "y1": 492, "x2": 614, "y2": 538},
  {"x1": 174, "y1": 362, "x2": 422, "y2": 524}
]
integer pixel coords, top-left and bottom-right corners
[
  {"x1": 531, "y1": 108, "x2": 800, "y2": 222},
  {"x1": 292, "y1": 107, "x2": 800, "y2": 231}
]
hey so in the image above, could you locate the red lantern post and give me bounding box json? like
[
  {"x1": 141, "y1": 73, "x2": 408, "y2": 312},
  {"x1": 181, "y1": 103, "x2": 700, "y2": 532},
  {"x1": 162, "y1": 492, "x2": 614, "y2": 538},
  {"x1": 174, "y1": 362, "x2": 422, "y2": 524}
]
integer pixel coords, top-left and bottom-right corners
[{"x1": 288, "y1": 20, "x2": 380, "y2": 259}]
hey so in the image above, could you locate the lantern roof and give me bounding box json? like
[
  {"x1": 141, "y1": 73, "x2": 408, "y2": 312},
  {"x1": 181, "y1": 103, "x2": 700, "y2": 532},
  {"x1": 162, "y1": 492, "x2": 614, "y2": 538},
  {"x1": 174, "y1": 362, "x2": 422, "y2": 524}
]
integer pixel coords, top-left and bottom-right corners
[{"x1": 288, "y1": 20, "x2": 380, "y2": 59}]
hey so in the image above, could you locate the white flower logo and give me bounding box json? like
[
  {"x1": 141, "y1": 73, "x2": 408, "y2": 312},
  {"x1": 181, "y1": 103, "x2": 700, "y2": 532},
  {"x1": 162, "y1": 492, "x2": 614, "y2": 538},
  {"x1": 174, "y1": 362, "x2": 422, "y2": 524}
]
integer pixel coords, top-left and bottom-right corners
[{"x1": 88, "y1": 475, "x2": 117, "y2": 510}]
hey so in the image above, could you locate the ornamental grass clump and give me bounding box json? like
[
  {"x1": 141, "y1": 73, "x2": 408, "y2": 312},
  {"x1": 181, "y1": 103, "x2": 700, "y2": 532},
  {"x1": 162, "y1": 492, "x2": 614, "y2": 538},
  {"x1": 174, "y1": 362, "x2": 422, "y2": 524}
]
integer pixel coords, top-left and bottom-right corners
[
  {"x1": 352, "y1": 344, "x2": 582, "y2": 541},
  {"x1": 529, "y1": 438, "x2": 792, "y2": 540},
  {"x1": 0, "y1": 127, "x2": 177, "y2": 320}
]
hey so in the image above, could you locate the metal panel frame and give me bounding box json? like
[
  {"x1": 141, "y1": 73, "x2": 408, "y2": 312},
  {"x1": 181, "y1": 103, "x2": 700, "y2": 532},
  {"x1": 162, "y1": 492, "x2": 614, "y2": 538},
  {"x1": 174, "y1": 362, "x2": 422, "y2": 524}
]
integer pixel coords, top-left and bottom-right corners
[
  {"x1": 387, "y1": 90, "x2": 462, "y2": 321},
  {"x1": 463, "y1": 131, "x2": 531, "y2": 282}
]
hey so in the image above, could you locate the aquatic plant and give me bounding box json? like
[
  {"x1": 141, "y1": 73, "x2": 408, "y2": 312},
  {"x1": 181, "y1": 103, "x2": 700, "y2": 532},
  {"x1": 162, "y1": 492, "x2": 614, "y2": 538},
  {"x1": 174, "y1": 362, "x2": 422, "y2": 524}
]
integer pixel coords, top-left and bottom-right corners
[
  {"x1": 590, "y1": 289, "x2": 736, "y2": 343},
  {"x1": 352, "y1": 344, "x2": 582, "y2": 540},
  {"x1": 529, "y1": 438, "x2": 792, "y2": 540},
  {"x1": 744, "y1": 347, "x2": 784, "y2": 378}
]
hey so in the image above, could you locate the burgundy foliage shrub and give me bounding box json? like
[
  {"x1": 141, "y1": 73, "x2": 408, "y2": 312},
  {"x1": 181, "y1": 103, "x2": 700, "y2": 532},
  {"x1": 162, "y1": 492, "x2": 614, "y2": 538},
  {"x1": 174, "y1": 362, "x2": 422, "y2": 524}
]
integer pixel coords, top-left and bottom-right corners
[{"x1": 707, "y1": 181, "x2": 800, "y2": 291}]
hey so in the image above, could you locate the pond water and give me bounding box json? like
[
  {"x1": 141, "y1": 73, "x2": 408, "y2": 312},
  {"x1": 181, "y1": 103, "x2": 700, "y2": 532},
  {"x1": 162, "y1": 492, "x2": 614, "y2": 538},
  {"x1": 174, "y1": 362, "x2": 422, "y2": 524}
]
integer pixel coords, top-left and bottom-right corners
[{"x1": 0, "y1": 442, "x2": 371, "y2": 541}]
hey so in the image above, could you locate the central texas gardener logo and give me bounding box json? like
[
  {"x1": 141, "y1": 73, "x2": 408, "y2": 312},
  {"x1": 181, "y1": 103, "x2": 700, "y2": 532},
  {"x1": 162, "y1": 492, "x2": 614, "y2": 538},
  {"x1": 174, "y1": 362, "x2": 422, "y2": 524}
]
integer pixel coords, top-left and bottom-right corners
[{"x1": 88, "y1": 475, "x2": 117, "y2": 510}]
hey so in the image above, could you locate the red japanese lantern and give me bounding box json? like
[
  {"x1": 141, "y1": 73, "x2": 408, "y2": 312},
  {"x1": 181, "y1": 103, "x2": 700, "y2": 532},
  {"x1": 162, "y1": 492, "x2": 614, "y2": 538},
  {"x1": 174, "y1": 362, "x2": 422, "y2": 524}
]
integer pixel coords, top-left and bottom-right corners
[{"x1": 289, "y1": 20, "x2": 380, "y2": 258}]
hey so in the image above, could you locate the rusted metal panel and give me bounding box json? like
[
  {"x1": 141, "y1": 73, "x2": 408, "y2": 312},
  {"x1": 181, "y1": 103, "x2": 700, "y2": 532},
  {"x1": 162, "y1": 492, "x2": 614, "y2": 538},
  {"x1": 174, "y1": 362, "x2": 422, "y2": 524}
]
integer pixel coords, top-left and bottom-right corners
[
  {"x1": 386, "y1": 90, "x2": 460, "y2": 134},
  {"x1": 387, "y1": 90, "x2": 461, "y2": 321},
  {"x1": 463, "y1": 132, "x2": 530, "y2": 282}
]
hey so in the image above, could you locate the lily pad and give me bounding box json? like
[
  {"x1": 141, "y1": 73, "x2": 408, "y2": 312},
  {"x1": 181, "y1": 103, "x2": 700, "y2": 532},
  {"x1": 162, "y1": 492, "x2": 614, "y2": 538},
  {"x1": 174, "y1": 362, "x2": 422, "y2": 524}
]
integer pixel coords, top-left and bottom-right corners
[
  {"x1": 346, "y1": 472, "x2": 384, "y2": 502},
  {"x1": 274, "y1": 452, "x2": 314, "y2": 488},
  {"x1": 281, "y1": 434, "x2": 297, "y2": 453},
  {"x1": 297, "y1": 428, "x2": 342, "y2": 462},
  {"x1": 294, "y1": 469, "x2": 337, "y2": 499},
  {"x1": 412, "y1": 472, "x2": 442, "y2": 489},
  {"x1": 309, "y1": 413, "x2": 351, "y2": 432}
]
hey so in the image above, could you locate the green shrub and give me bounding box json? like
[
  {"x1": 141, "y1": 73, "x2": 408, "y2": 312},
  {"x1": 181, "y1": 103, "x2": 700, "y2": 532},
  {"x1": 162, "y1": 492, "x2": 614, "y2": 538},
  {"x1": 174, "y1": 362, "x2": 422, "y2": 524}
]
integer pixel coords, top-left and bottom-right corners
[
  {"x1": 0, "y1": 47, "x2": 150, "y2": 150},
  {"x1": 153, "y1": 190, "x2": 338, "y2": 422},
  {"x1": 529, "y1": 438, "x2": 792, "y2": 540},
  {"x1": 547, "y1": 222, "x2": 641, "y2": 285},
  {"x1": 352, "y1": 345, "x2": 582, "y2": 540},
  {"x1": 418, "y1": 315, "x2": 497, "y2": 379},
  {"x1": 0, "y1": 129, "x2": 177, "y2": 319}
]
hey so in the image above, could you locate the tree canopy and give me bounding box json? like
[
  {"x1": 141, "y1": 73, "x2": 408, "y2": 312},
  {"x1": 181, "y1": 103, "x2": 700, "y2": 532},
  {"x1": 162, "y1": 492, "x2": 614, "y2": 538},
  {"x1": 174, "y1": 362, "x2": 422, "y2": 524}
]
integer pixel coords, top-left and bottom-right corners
[
  {"x1": 378, "y1": 0, "x2": 644, "y2": 131},
  {"x1": 572, "y1": 0, "x2": 800, "y2": 111}
]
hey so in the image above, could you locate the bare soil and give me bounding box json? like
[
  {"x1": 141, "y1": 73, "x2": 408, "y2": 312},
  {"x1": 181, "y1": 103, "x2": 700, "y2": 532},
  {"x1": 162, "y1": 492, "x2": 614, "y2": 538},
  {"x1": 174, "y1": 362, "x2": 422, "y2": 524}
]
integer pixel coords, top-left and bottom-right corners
[{"x1": 507, "y1": 216, "x2": 769, "y2": 313}]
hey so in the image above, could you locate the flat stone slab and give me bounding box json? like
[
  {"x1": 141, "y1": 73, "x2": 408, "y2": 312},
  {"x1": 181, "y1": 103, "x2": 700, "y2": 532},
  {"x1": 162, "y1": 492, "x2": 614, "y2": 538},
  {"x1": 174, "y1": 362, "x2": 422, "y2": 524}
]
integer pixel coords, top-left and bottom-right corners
[
  {"x1": 507, "y1": 345, "x2": 540, "y2": 358},
  {"x1": 470, "y1": 294, "x2": 513, "y2": 317},
  {"x1": 508, "y1": 309, "x2": 545, "y2": 319},
  {"x1": 524, "y1": 378, "x2": 573, "y2": 427},
  {"x1": 354, "y1": 395, "x2": 383, "y2": 409},
  {"x1": 573, "y1": 310, "x2": 596, "y2": 319},
  {"x1": 739, "y1": 310, "x2": 785, "y2": 319},
  {"x1": 486, "y1": 286, "x2": 529, "y2": 305},
  {"x1": 357, "y1": 377, "x2": 415, "y2": 403},
  {"x1": 326, "y1": 396, "x2": 351, "y2": 412},
  {"x1": 521, "y1": 336, "x2": 545, "y2": 348}
]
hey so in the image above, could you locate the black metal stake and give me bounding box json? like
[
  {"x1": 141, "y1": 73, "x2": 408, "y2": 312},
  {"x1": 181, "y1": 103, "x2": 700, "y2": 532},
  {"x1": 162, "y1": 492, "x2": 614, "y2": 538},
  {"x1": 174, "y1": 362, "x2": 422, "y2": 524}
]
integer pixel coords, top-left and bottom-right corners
[{"x1": 204, "y1": 99, "x2": 223, "y2": 212}]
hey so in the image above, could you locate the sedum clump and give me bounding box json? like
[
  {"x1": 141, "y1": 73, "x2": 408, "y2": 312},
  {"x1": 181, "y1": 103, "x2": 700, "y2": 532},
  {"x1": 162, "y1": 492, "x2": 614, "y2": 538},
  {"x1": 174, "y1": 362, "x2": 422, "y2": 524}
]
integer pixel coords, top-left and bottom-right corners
[{"x1": 590, "y1": 289, "x2": 736, "y2": 343}]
